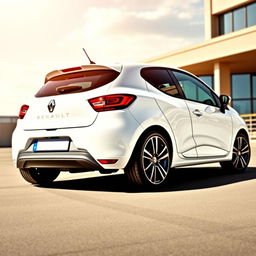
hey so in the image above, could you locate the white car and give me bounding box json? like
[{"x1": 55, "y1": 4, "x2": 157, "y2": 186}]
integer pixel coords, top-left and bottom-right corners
[{"x1": 12, "y1": 63, "x2": 251, "y2": 187}]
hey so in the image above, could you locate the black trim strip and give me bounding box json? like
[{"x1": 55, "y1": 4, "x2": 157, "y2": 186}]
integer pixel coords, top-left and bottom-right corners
[{"x1": 17, "y1": 150, "x2": 103, "y2": 170}]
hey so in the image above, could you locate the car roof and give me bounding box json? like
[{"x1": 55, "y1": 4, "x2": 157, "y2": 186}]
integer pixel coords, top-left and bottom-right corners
[
  {"x1": 44, "y1": 62, "x2": 193, "y2": 84},
  {"x1": 120, "y1": 63, "x2": 189, "y2": 74}
]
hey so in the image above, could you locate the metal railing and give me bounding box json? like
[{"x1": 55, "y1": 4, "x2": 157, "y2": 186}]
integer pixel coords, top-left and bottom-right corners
[{"x1": 240, "y1": 113, "x2": 256, "y2": 140}]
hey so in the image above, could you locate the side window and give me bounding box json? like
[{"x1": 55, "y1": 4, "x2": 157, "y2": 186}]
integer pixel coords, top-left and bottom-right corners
[
  {"x1": 172, "y1": 70, "x2": 217, "y2": 106},
  {"x1": 141, "y1": 68, "x2": 182, "y2": 98}
]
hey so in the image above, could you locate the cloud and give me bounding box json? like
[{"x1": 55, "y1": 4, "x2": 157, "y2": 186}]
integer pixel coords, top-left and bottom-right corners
[
  {"x1": 0, "y1": 0, "x2": 204, "y2": 115},
  {"x1": 62, "y1": 0, "x2": 204, "y2": 62}
]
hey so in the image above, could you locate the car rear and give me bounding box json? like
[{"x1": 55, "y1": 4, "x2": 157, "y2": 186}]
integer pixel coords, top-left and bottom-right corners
[
  {"x1": 21, "y1": 65, "x2": 121, "y2": 130},
  {"x1": 12, "y1": 64, "x2": 143, "y2": 174}
]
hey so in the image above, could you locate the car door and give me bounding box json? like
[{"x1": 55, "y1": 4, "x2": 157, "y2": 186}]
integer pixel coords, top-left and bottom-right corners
[
  {"x1": 172, "y1": 70, "x2": 233, "y2": 158},
  {"x1": 141, "y1": 67, "x2": 197, "y2": 157}
]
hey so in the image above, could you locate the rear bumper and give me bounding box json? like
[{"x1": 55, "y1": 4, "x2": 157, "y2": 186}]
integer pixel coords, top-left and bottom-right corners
[
  {"x1": 12, "y1": 109, "x2": 144, "y2": 170},
  {"x1": 17, "y1": 150, "x2": 103, "y2": 170}
]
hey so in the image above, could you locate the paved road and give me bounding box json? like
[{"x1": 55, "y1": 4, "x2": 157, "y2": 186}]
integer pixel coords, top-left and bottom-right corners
[{"x1": 1, "y1": 145, "x2": 256, "y2": 256}]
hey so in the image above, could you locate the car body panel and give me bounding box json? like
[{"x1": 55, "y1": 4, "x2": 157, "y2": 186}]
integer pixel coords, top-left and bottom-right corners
[
  {"x1": 12, "y1": 63, "x2": 250, "y2": 174},
  {"x1": 184, "y1": 100, "x2": 233, "y2": 157},
  {"x1": 147, "y1": 85, "x2": 197, "y2": 157}
]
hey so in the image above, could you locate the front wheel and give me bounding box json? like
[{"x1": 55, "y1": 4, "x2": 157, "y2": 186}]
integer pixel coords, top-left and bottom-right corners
[
  {"x1": 125, "y1": 132, "x2": 172, "y2": 187},
  {"x1": 220, "y1": 133, "x2": 251, "y2": 172},
  {"x1": 19, "y1": 168, "x2": 60, "y2": 185}
]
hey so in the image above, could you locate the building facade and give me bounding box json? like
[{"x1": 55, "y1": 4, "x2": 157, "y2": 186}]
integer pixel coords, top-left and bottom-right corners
[
  {"x1": 0, "y1": 116, "x2": 17, "y2": 147},
  {"x1": 145, "y1": 0, "x2": 256, "y2": 115}
]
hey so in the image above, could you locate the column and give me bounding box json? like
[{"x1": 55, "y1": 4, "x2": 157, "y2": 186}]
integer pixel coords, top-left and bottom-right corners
[
  {"x1": 204, "y1": 0, "x2": 218, "y2": 39},
  {"x1": 214, "y1": 62, "x2": 231, "y2": 96}
]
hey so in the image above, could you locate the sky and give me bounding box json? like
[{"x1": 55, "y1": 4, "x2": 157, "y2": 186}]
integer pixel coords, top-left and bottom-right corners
[{"x1": 0, "y1": 0, "x2": 204, "y2": 115}]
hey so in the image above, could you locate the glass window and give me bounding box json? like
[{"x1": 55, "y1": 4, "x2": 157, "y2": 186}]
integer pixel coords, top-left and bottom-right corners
[
  {"x1": 198, "y1": 75, "x2": 214, "y2": 89},
  {"x1": 231, "y1": 74, "x2": 256, "y2": 114},
  {"x1": 253, "y1": 76, "x2": 256, "y2": 98},
  {"x1": 35, "y1": 70, "x2": 119, "y2": 97},
  {"x1": 220, "y1": 12, "x2": 232, "y2": 35},
  {"x1": 181, "y1": 80, "x2": 197, "y2": 100},
  {"x1": 233, "y1": 7, "x2": 246, "y2": 31},
  {"x1": 232, "y1": 74, "x2": 250, "y2": 99},
  {"x1": 253, "y1": 100, "x2": 256, "y2": 113},
  {"x1": 247, "y1": 3, "x2": 256, "y2": 26},
  {"x1": 219, "y1": 3, "x2": 256, "y2": 36},
  {"x1": 219, "y1": 14, "x2": 224, "y2": 35},
  {"x1": 141, "y1": 68, "x2": 181, "y2": 98},
  {"x1": 173, "y1": 71, "x2": 217, "y2": 106},
  {"x1": 232, "y1": 100, "x2": 251, "y2": 114}
]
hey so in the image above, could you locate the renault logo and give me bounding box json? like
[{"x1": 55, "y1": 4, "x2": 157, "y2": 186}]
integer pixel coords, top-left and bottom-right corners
[{"x1": 48, "y1": 99, "x2": 56, "y2": 113}]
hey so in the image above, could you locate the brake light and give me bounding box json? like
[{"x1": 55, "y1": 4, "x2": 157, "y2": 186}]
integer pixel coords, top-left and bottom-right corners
[
  {"x1": 98, "y1": 159, "x2": 118, "y2": 164},
  {"x1": 19, "y1": 105, "x2": 29, "y2": 119},
  {"x1": 88, "y1": 94, "x2": 136, "y2": 112},
  {"x1": 61, "y1": 66, "x2": 82, "y2": 73}
]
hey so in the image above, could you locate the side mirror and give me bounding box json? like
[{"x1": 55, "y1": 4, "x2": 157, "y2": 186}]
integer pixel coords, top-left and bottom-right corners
[{"x1": 220, "y1": 95, "x2": 231, "y2": 113}]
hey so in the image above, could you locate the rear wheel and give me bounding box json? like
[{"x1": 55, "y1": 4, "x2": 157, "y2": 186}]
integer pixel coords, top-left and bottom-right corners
[
  {"x1": 19, "y1": 168, "x2": 60, "y2": 185},
  {"x1": 125, "y1": 132, "x2": 171, "y2": 187},
  {"x1": 220, "y1": 133, "x2": 250, "y2": 172}
]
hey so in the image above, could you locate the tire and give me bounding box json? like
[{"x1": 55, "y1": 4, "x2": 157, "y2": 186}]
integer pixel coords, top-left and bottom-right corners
[
  {"x1": 125, "y1": 131, "x2": 172, "y2": 187},
  {"x1": 19, "y1": 168, "x2": 60, "y2": 185},
  {"x1": 220, "y1": 133, "x2": 251, "y2": 172}
]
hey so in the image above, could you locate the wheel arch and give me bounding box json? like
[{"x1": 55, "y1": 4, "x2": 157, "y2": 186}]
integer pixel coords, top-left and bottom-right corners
[
  {"x1": 220, "y1": 127, "x2": 251, "y2": 172},
  {"x1": 236, "y1": 128, "x2": 250, "y2": 141},
  {"x1": 126, "y1": 125, "x2": 174, "y2": 168}
]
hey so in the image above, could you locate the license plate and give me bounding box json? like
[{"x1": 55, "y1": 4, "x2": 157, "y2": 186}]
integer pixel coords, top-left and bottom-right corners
[{"x1": 33, "y1": 138, "x2": 70, "y2": 152}]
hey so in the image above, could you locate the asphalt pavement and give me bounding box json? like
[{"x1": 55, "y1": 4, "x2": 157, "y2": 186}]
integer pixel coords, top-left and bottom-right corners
[{"x1": 1, "y1": 144, "x2": 256, "y2": 256}]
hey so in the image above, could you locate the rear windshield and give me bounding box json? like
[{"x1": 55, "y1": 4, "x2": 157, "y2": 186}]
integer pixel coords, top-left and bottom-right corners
[{"x1": 35, "y1": 69, "x2": 119, "y2": 97}]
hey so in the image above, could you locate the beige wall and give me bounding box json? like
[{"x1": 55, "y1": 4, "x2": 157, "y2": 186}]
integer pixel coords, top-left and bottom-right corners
[
  {"x1": 204, "y1": 0, "x2": 212, "y2": 39},
  {"x1": 211, "y1": 0, "x2": 254, "y2": 14},
  {"x1": 145, "y1": 27, "x2": 256, "y2": 70}
]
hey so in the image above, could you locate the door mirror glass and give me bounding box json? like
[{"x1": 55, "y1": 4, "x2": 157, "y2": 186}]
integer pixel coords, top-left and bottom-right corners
[{"x1": 220, "y1": 95, "x2": 231, "y2": 113}]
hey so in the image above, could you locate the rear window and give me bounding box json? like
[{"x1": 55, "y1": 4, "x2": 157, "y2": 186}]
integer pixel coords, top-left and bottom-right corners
[{"x1": 35, "y1": 69, "x2": 119, "y2": 97}]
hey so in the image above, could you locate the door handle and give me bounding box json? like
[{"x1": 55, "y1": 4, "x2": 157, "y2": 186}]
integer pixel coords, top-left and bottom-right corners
[{"x1": 193, "y1": 109, "x2": 203, "y2": 117}]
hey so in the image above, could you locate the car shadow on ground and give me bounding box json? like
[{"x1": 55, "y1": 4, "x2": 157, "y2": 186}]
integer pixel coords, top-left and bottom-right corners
[{"x1": 40, "y1": 167, "x2": 256, "y2": 193}]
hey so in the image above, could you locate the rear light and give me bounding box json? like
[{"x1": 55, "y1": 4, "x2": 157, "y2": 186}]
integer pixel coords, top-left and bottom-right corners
[
  {"x1": 61, "y1": 66, "x2": 82, "y2": 73},
  {"x1": 19, "y1": 105, "x2": 29, "y2": 119},
  {"x1": 98, "y1": 159, "x2": 118, "y2": 164},
  {"x1": 88, "y1": 94, "x2": 136, "y2": 112}
]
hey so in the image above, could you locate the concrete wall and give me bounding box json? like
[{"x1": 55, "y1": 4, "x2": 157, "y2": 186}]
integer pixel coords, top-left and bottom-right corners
[
  {"x1": 0, "y1": 117, "x2": 17, "y2": 147},
  {"x1": 211, "y1": 0, "x2": 254, "y2": 14},
  {"x1": 144, "y1": 27, "x2": 256, "y2": 69}
]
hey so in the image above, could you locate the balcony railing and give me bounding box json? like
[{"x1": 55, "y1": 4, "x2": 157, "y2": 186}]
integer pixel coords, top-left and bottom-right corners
[{"x1": 240, "y1": 113, "x2": 256, "y2": 140}]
